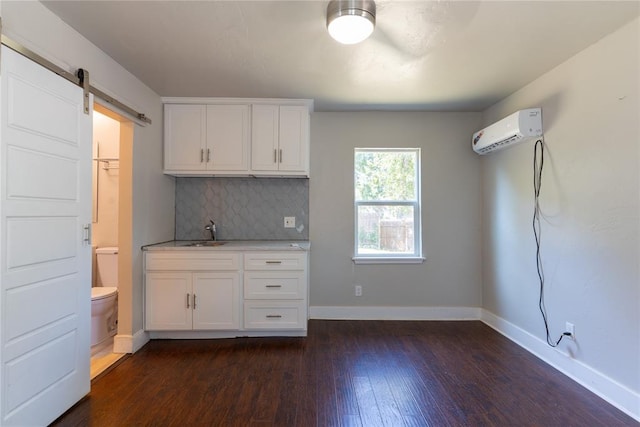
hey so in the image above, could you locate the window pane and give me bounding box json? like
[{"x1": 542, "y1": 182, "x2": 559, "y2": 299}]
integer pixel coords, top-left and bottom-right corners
[
  {"x1": 357, "y1": 205, "x2": 415, "y2": 254},
  {"x1": 355, "y1": 151, "x2": 417, "y2": 201}
]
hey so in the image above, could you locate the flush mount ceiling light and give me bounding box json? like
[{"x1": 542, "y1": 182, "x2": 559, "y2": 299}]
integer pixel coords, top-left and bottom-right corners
[{"x1": 326, "y1": 0, "x2": 376, "y2": 45}]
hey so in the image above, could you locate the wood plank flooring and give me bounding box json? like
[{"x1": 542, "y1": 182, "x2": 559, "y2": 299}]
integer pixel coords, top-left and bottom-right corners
[{"x1": 53, "y1": 320, "x2": 637, "y2": 426}]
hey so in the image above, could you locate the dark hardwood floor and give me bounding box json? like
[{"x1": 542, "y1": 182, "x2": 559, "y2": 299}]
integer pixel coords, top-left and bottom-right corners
[{"x1": 53, "y1": 320, "x2": 637, "y2": 426}]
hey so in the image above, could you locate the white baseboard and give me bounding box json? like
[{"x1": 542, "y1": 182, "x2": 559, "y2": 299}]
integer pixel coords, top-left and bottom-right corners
[
  {"x1": 149, "y1": 330, "x2": 307, "y2": 339},
  {"x1": 113, "y1": 329, "x2": 150, "y2": 354},
  {"x1": 481, "y1": 309, "x2": 640, "y2": 422},
  {"x1": 309, "y1": 305, "x2": 481, "y2": 320}
]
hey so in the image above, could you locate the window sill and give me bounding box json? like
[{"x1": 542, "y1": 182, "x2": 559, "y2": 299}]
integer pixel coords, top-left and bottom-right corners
[{"x1": 352, "y1": 256, "x2": 426, "y2": 265}]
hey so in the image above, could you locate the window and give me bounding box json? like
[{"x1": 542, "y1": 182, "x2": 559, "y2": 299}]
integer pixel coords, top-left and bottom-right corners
[{"x1": 354, "y1": 148, "x2": 423, "y2": 263}]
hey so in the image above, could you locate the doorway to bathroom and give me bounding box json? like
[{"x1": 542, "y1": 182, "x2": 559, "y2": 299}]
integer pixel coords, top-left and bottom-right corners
[{"x1": 90, "y1": 104, "x2": 133, "y2": 378}]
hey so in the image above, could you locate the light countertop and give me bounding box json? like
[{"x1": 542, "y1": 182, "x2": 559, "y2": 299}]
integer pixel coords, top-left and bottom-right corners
[{"x1": 142, "y1": 240, "x2": 310, "y2": 252}]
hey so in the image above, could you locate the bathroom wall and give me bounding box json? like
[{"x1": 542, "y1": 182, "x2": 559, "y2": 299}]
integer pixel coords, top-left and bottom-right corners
[
  {"x1": 175, "y1": 177, "x2": 309, "y2": 241},
  {"x1": 92, "y1": 111, "x2": 120, "y2": 249}
]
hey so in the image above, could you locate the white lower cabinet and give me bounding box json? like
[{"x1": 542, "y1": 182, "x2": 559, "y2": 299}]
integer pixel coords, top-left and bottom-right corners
[
  {"x1": 243, "y1": 252, "x2": 308, "y2": 331},
  {"x1": 145, "y1": 272, "x2": 192, "y2": 330},
  {"x1": 145, "y1": 272, "x2": 240, "y2": 330},
  {"x1": 145, "y1": 252, "x2": 241, "y2": 331},
  {"x1": 192, "y1": 273, "x2": 240, "y2": 329},
  {"x1": 144, "y1": 249, "x2": 308, "y2": 336}
]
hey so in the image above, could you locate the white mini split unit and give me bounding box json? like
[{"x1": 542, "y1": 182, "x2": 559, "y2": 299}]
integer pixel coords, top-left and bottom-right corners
[{"x1": 472, "y1": 108, "x2": 543, "y2": 154}]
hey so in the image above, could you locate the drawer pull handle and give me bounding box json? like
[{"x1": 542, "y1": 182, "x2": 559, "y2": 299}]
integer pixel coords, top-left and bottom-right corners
[
  {"x1": 266, "y1": 314, "x2": 282, "y2": 319},
  {"x1": 186, "y1": 293, "x2": 190, "y2": 308},
  {"x1": 266, "y1": 285, "x2": 282, "y2": 288},
  {"x1": 265, "y1": 261, "x2": 282, "y2": 264},
  {"x1": 193, "y1": 294, "x2": 197, "y2": 309}
]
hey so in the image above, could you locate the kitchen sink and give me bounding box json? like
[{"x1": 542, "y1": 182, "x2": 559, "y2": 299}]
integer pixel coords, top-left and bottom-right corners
[{"x1": 186, "y1": 241, "x2": 227, "y2": 247}]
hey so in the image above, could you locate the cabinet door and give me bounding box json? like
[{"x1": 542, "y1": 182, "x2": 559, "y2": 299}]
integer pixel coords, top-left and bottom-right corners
[
  {"x1": 278, "y1": 105, "x2": 309, "y2": 172},
  {"x1": 145, "y1": 272, "x2": 192, "y2": 330},
  {"x1": 206, "y1": 105, "x2": 250, "y2": 171},
  {"x1": 164, "y1": 104, "x2": 207, "y2": 171},
  {"x1": 251, "y1": 104, "x2": 279, "y2": 172},
  {"x1": 192, "y1": 272, "x2": 240, "y2": 330}
]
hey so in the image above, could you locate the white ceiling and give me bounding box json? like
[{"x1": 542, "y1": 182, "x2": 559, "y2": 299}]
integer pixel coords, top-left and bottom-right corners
[{"x1": 42, "y1": 1, "x2": 639, "y2": 111}]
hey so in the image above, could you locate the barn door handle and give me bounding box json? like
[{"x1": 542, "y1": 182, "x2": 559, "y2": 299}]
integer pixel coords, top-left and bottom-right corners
[{"x1": 83, "y1": 224, "x2": 92, "y2": 244}]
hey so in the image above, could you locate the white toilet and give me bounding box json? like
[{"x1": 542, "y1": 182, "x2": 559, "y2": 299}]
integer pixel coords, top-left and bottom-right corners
[{"x1": 91, "y1": 247, "x2": 119, "y2": 347}]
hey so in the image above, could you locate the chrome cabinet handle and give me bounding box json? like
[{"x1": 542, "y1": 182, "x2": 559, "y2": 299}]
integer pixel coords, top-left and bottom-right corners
[
  {"x1": 266, "y1": 314, "x2": 282, "y2": 319},
  {"x1": 265, "y1": 285, "x2": 282, "y2": 288},
  {"x1": 193, "y1": 294, "x2": 197, "y2": 309},
  {"x1": 273, "y1": 149, "x2": 277, "y2": 164},
  {"x1": 200, "y1": 149, "x2": 204, "y2": 162},
  {"x1": 186, "y1": 293, "x2": 190, "y2": 308},
  {"x1": 279, "y1": 149, "x2": 283, "y2": 163},
  {"x1": 207, "y1": 148, "x2": 211, "y2": 162},
  {"x1": 265, "y1": 261, "x2": 282, "y2": 264}
]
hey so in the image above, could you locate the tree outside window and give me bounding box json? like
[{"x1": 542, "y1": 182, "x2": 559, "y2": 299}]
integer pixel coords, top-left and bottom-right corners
[{"x1": 354, "y1": 148, "x2": 422, "y2": 260}]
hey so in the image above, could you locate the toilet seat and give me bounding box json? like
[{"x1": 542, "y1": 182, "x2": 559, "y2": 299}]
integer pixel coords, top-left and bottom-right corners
[{"x1": 91, "y1": 286, "x2": 118, "y2": 301}]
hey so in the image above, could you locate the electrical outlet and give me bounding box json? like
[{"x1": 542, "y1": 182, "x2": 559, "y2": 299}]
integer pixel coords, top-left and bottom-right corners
[
  {"x1": 565, "y1": 322, "x2": 575, "y2": 340},
  {"x1": 355, "y1": 285, "x2": 362, "y2": 297},
  {"x1": 284, "y1": 217, "x2": 295, "y2": 228}
]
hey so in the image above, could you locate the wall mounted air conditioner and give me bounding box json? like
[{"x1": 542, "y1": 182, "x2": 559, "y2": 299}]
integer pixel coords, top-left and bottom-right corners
[{"x1": 472, "y1": 108, "x2": 543, "y2": 154}]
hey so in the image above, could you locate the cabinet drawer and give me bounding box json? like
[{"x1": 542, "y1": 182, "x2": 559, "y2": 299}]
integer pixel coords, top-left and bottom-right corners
[
  {"x1": 243, "y1": 301, "x2": 307, "y2": 330},
  {"x1": 244, "y1": 252, "x2": 307, "y2": 270},
  {"x1": 244, "y1": 271, "x2": 305, "y2": 299},
  {"x1": 146, "y1": 252, "x2": 241, "y2": 271}
]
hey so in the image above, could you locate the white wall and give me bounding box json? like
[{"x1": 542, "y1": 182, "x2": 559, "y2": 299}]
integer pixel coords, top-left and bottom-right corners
[
  {"x1": 2, "y1": 1, "x2": 176, "y2": 347},
  {"x1": 481, "y1": 17, "x2": 639, "y2": 415},
  {"x1": 310, "y1": 112, "x2": 483, "y2": 316}
]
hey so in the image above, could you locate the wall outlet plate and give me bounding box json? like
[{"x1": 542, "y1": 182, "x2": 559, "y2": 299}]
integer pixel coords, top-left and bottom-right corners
[
  {"x1": 284, "y1": 216, "x2": 296, "y2": 228},
  {"x1": 565, "y1": 322, "x2": 575, "y2": 340}
]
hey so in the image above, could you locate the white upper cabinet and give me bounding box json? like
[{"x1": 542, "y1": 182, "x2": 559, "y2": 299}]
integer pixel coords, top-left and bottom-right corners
[
  {"x1": 251, "y1": 105, "x2": 310, "y2": 176},
  {"x1": 250, "y1": 105, "x2": 279, "y2": 172},
  {"x1": 164, "y1": 103, "x2": 250, "y2": 175},
  {"x1": 163, "y1": 98, "x2": 311, "y2": 177},
  {"x1": 164, "y1": 104, "x2": 207, "y2": 171},
  {"x1": 206, "y1": 105, "x2": 250, "y2": 172}
]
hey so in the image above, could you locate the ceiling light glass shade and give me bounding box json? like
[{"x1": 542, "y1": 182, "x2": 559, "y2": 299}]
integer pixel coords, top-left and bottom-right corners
[{"x1": 327, "y1": 0, "x2": 376, "y2": 45}]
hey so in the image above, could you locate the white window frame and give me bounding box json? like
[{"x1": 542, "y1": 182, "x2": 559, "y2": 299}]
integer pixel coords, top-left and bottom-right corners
[{"x1": 353, "y1": 148, "x2": 424, "y2": 264}]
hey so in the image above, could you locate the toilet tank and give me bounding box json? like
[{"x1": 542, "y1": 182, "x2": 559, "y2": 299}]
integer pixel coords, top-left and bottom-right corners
[{"x1": 96, "y1": 247, "x2": 118, "y2": 287}]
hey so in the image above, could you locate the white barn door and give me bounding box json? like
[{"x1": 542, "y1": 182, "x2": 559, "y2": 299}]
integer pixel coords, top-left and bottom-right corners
[{"x1": 0, "y1": 46, "x2": 92, "y2": 425}]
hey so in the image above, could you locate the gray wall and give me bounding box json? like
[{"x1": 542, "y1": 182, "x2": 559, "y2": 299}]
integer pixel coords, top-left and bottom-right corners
[
  {"x1": 309, "y1": 112, "x2": 483, "y2": 309},
  {"x1": 481, "y1": 18, "x2": 639, "y2": 394},
  {"x1": 175, "y1": 177, "x2": 308, "y2": 241}
]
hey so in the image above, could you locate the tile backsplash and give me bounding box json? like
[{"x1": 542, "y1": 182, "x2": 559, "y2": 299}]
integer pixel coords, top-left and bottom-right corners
[{"x1": 175, "y1": 177, "x2": 309, "y2": 241}]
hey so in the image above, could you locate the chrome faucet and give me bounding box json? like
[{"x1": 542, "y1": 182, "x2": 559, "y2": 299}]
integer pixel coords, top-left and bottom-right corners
[{"x1": 205, "y1": 219, "x2": 216, "y2": 241}]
